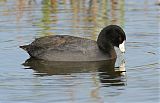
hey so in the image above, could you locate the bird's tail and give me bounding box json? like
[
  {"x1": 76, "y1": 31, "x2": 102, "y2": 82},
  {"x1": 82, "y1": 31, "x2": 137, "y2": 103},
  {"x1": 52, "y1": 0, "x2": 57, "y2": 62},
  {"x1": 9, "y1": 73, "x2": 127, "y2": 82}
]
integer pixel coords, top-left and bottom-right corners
[{"x1": 19, "y1": 45, "x2": 29, "y2": 51}]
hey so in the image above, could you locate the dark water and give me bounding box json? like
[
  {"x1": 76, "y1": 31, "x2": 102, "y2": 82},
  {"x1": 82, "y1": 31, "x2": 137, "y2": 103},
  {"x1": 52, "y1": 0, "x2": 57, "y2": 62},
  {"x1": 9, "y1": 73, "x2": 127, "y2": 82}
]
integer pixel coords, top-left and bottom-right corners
[{"x1": 0, "y1": 0, "x2": 159, "y2": 103}]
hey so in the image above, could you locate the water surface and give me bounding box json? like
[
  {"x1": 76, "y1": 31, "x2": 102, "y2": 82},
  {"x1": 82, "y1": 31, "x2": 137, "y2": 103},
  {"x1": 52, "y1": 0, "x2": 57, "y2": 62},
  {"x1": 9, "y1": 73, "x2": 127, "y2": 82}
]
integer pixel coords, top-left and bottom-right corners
[{"x1": 0, "y1": 0, "x2": 159, "y2": 103}]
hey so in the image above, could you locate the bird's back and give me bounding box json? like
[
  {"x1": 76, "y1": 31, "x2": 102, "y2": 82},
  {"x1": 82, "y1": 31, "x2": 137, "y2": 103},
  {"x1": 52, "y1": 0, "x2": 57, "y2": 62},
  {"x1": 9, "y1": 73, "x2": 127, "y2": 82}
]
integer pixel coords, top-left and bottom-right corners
[{"x1": 20, "y1": 35, "x2": 115, "y2": 61}]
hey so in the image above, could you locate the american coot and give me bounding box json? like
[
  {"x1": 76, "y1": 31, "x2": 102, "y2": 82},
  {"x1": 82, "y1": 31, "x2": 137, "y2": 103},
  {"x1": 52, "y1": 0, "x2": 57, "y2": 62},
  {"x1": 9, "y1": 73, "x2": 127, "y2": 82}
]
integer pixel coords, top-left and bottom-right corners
[{"x1": 20, "y1": 25, "x2": 126, "y2": 61}]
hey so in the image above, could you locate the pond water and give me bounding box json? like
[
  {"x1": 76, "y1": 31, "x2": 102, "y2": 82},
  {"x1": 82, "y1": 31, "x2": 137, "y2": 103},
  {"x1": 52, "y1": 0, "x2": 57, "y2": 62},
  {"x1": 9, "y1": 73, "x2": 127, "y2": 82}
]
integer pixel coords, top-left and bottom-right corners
[{"x1": 0, "y1": 0, "x2": 159, "y2": 103}]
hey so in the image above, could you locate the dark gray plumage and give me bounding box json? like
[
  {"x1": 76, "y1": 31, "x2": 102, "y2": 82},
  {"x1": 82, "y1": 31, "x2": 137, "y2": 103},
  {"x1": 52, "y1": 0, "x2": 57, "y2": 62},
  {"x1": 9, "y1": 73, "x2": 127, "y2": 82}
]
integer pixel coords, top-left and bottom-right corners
[{"x1": 20, "y1": 25, "x2": 126, "y2": 61}]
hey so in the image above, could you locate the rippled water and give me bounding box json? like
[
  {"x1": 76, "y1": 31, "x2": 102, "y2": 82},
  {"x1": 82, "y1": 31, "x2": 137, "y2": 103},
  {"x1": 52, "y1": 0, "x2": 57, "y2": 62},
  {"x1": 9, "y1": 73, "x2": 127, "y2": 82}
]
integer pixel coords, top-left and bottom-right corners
[{"x1": 0, "y1": 0, "x2": 159, "y2": 103}]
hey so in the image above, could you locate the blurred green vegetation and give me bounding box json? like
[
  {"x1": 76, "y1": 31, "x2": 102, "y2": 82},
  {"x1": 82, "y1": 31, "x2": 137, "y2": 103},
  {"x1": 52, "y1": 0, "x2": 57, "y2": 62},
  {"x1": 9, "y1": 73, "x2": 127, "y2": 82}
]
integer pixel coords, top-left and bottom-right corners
[{"x1": 0, "y1": 0, "x2": 125, "y2": 39}]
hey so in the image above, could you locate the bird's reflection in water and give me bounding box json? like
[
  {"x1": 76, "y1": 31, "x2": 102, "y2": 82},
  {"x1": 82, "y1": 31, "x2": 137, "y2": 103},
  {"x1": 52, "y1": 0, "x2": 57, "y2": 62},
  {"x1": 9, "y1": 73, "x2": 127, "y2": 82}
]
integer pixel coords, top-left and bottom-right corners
[{"x1": 23, "y1": 58, "x2": 126, "y2": 86}]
